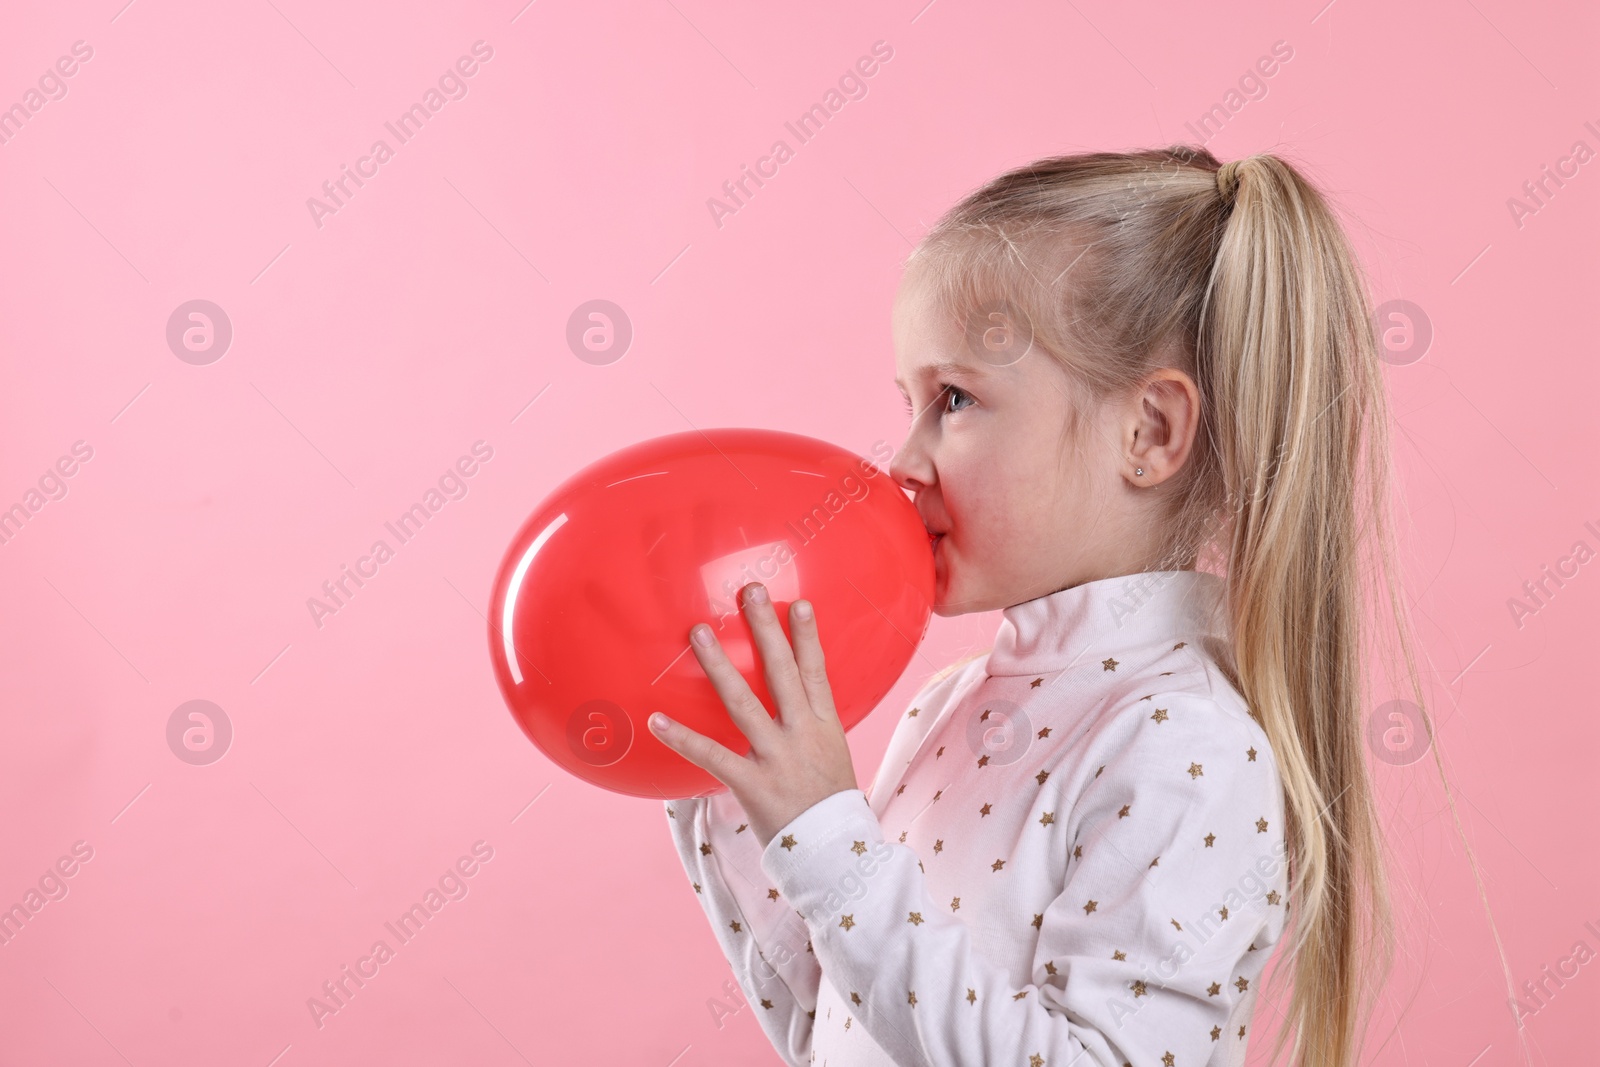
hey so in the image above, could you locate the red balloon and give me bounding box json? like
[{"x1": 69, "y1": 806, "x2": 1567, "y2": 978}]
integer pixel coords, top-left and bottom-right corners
[{"x1": 487, "y1": 428, "x2": 934, "y2": 800}]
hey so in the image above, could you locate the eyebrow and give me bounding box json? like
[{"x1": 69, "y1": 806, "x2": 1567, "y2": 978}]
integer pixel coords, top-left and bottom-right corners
[{"x1": 893, "y1": 358, "x2": 987, "y2": 391}]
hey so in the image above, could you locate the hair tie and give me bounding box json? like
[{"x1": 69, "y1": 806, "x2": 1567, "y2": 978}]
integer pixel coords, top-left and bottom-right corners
[{"x1": 1216, "y1": 160, "x2": 1243, "y2": 206}]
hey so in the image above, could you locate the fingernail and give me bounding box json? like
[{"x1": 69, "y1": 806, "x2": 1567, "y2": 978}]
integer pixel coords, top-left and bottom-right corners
[
  {"x1": 746, "y1": 583, "x2": 768, "y2": 604},
  {"x1": 691, "y1": 624, "x2": 713, "y2": 647},
  {"x1": 793, "y1": 600, "x2": 813, "y2": 620},
  {"x1": 650, "y1": 713, "x2": 670, "y2": 732}
]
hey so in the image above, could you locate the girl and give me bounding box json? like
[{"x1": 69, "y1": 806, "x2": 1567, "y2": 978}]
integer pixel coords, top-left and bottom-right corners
[{"x1": 652, "y1": 147, "x2": 1441, "y2": 1067}]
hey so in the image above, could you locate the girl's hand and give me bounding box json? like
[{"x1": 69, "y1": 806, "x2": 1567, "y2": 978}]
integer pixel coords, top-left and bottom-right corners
[{"x1": 648, "y1": 581, "x2": 859, "y2": 850}]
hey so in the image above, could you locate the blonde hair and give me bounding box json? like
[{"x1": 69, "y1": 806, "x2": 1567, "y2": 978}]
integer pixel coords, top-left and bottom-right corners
[{"x1": 903, "y1": 147, "x2": 1511, "y2": 1067}]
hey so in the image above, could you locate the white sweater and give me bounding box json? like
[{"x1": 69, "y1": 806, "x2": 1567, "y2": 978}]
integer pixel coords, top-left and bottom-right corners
[{"x1": 664, "y1": 569, "x2": 1288, "y2": 1067}]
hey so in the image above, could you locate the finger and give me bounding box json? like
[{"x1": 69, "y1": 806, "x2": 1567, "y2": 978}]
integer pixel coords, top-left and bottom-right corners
[
  {"x1": 737, "y1": 582, "x2": 809, "y2": 724},
  {"x1": 687, "y1": 619, "x2": 782, "y2": 745},
  {"x1": 649, "y1": 712, "x2": 751, "y2": 792},
  {"x1": 788, "y1": 599, "x2": 839, "y2": 723}
]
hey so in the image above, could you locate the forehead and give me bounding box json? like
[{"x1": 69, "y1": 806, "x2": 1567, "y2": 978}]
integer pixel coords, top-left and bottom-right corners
[{"x1": 891, "y1": 273, "x2": 987, "y2": 389}]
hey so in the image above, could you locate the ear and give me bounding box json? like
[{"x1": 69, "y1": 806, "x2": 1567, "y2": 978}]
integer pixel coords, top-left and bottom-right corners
[{"x1": 1124, "y1": 369, "x2": 1200, "y2": 485}]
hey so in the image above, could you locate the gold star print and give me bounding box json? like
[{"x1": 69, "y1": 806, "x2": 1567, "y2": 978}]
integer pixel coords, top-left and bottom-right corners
[
  {"x1": 1140, "y1": 694, "x2": 1153, "y2": 701},
  {"x1": 1161, "y1": 1053, "x2": 1175, "y2": 1067},
  {"x1": 1247, "y1": 746, "x2": 1257, "y2": 761},
  {"x1": 977, "y1": 754, "x2": 991, "y2": 768},
  {"x1": 1267, "y1": 890, "x2": 1281, "y2": 905},
  {"x1": 1131, "y1": 980, "x2": 1147, "y2": 998},
  {"x1": 1036, "y1": 769, "x2": 1051, "y2": 785},
  {"x1": 1032, "y1": 913, "x2": 1043, "y2": 929},
  {"x1": 1149, "y1": 856, "x2": 1159, "y2": 868},
  {"x1": 933, "y1": 789, "x2": 943, "y2": 803},
  {"x1": 980, "y1": 803, "x2": 993, "y2": 816},
  {"x1": 1207, "y1": 982, "x2": 1221, "y2": 996},
  {"x1": 1256, "y1": 818, "x2": 1269, "y2": 833},
  {"x1": 1210, "y1": 1025, "x2": 1221, "y2": 1041},
  {"x1": 1171, "y1": 918, "x2": 1183, "y2": 931},
  {"x1": 850, "y1": 991, "x2": 862, "y2": 1006},
  {"x1": 899, "y1": 831, "x2": 908, "y2": 843},
  {"x1": 1218, "y1": 905, "x2": 1229, "y2": 921},
  {"x1": 966, "y1": 988, "x2": 977, "y2": 1004},
  {"x1": 1235, "y1": 977, "x2": 1249, "y2": 992},
  {"x1": 908, "y1": 911, "x2": 925, "y2": 925},
  {"x1": 896, "y1": 783, "x2": 907, "y2": 796},
  {"x1": 908, "y1": 706, "x2": 920, "y2": 717},
  {"x1": 992, "y1": 859, "x2": 1006, "y2": 872},
  {"x1": 907, "y1": 991, "x2": 918, "y2": 1007},
  {"x1": 768, "y1": 888, "x2": 780, "y2": 900},
  {"x1": 761, "y1": 997, "x2": 773, "y2": 1009},
  {"x1": 1073, "y1": 844, "x2": 1082, "y2": 859},
  {"x1": 1102, "y1": 657, "x2": 1119, "y2": 671},
  {"x1": 1012, "y1": 990, "x2": 1029, "y2": 1001},
  {"x1": 936, "y1": 746, "x2": 945, "y2": 759},
  {"x1": 1038, "y1": 726, "x2": 1052, "y2": 739},
  {"x1": 1238, "y1": 1025, "x2": 1246, "y2": 1038},
  {"x1": 980, "y1": 709, "x2": 992, "y2": 721},
  {"x1": 1118, "y1": 804, "x2": 1131, "y2": 818},
  {"x1": 934, "y1": 839, "x2": 944, "y2": 853},
  {"x1": 1094, "y1": 764, "x2": 1105, "y2": 778},
  {"x1": 1151, "y1": 707, "x2": 1169, "y2": 723},
  {"x1": 699, "y1": 842, "x2": 712, "y2": 856},
  {"x1": 735, "y1": 823, "x2": 748, "y2": 834},
  {"x1": 729, "y1": 920, "x2": 742, "y2": 934},
  {"x1": 806, "y1": 1008, "x2": 815, "y2": 1020},
  {"x1": 839, "y1": 914, "x2": 855, "y2": 931},
  {"x1": 1159, "y1": 671, "x2": 1174, "y2": 676},
  {"x1": 1040, "y1": 812, "x2": 1054, "y2": 827},
  {"x1": 1188, "y1": 762, "x2": 1204, "y2": 779},
  {"x1": 951, "y1": 896, "x2": 961, "y2": 911},
  {"x1": 780, "y1": 834, "x2": 797, "y2": 850},
  {"x1": 1030, "y1": 1055, "x2": 1044, "y2": 1067},
  {"x1": 666, "y1": 806, "x2": 676, "y2": 819},
  {"x1": 1083, "y1": 899, "x2": 1098, "y2": 914},
  {"x1": 1031, "y1": 677, "x2": 1043, "y2": 687},
  {"x1": 845, "y1": 1017, "x2": 851, "y2": 1030},
  {"x1": 1112, "y1": 949, "x2": 1126, "y2": 960},
  {"x1": 1204, "y1": 832, "x2": 1216, "y2": 847},
  {"x1": 1045, "y1": 961, "x2": 1058, "y2": 976},
  {"x1": 851, "y1": 841, "x2": 867, "y2": 855},
  {"x1": 1174, "y1": 641, "x2": 1187, "y2": 649}
]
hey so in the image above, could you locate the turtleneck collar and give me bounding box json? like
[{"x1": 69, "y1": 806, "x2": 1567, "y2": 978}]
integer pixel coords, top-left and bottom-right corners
[{"x1": 985, "y1": 569, "x2": 1230, "y2": 677}]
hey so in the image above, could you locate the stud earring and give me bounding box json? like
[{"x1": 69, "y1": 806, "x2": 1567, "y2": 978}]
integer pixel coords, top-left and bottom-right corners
[{"x1": 1135, "y1": 467, "x2": 1144, "y2": 476}]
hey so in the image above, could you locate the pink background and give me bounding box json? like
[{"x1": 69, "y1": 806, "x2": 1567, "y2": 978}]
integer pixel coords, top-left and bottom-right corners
[{"x1": 1, "y1": 0, "x2": 1595, "y2": 1063}]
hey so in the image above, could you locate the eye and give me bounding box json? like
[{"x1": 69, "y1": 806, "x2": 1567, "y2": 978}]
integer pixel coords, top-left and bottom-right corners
[
  {"x1": 901, "y1": 383, "x2": 975, "y2": 420},
  {"x1": 940, "y1": 384, "x2": 974, "y2": 414}
]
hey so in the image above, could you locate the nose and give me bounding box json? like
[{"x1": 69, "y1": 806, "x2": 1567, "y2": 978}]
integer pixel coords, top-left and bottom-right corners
[{"x1": 889, "y1": 431, "x2": 932, "y2": 494}]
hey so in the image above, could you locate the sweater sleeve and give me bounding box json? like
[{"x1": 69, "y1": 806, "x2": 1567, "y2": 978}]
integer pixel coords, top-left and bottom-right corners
[
  {"x1": 757, "y1": 689, "x2": 1288, "y2": 1067},
  {"x1": 664, "y1": 791, "x2": 821, "y2": 1067}
]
